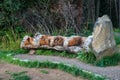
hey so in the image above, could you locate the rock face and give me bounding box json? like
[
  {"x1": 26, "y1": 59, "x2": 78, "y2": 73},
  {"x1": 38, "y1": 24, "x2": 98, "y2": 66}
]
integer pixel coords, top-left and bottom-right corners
[{"x1": 92, "y1": 15, "x2": 116, "y2": 59}]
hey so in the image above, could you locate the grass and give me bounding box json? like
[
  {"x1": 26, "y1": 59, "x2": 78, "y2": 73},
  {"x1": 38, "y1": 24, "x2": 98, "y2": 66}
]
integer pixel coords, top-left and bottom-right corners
[
  {"x1": 36, "y1": 49, "x2": 77, "y2": 58},
  {"x1": 114, "y1": 28, "x2": 120, "y2": 33},
  {"x1": 77, "y1": 51, "x2": 96, "y2": 64},
  {"x1": 115, "y1": 35, "x2": 120, "y2": 45},
  {"x1": 77, "y1": 51, "x2": 120, "y2": 67},
  {"x1": 95, "y1": 53, "x2": 120, "y2": 67},
  {"x1": 40, "y1": 70, "x2": 49, "y2": 74},
  {"x1": 0, "y1": 29, "x2": 28, "y2": 51},
  {"x1": 6, "y1": 71, "x2": 31, "y2": 80},
  {"x1": 1, "y1": 54, "x2": 107, "y2": 80}
]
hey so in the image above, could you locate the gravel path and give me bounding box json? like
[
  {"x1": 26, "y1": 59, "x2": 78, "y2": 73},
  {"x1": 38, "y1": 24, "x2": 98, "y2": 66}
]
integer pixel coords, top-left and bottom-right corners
[
  {"x1": 14, "y1": 54, "x2": 120, "y2": 80},
  {"x1": 0, "y1": 61, "x2": 83, "y2": 80}
]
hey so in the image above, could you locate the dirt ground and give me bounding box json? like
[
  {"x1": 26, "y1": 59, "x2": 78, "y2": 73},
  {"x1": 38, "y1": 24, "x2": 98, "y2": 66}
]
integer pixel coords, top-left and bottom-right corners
[{"x1": 0, "y1": 61, "x2": 85, "y2": 80}]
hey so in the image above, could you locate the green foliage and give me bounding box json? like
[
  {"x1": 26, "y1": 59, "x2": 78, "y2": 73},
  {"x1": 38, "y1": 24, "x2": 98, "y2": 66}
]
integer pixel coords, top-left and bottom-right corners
[
  {"x1": 40, "y1": 70, "x2": 49, "y2": 74},
  {"x1": 114, "y1": 28, "x2": 120, "y2": 33},
  {"x1": 65, "y1": 28, "x2": 76, "y2": 36},
  {"x1": 0, "y1": 0, "x2": 24, "y2": 28},
  {"x1": 0, "y1": 27, "x2": 28, "y2": 51},
  {"x1": 36, "y1": 49, "x2": 77, "y2": 58},
  {"x1": 0, "y1": 30, "x2": 21, "y2": 51},
  {"x1": 1, "y1": 54, "x2": 107, "y2": 80},
  {"x1": 77, "y1": 51, "x2": 120, "y2": 67},
  {"x1": 115, "y1": 35, "x2": 120, "y2": 45},
  {"x1": 77, "y1": 51, "x2": 96, "y2": 64},
  {"x1": 82, "y1": 30, "x2": 92, "y2": 37},
  {"x1": 95, "y1": 53, "x2": 120, "y2": 67},
  {"x1": 6, "y1": 71, "x2": 31, "y2": 80}
]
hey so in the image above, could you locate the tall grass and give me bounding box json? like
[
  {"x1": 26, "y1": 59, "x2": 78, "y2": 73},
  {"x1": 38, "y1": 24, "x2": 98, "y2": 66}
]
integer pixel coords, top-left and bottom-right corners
[
  {"x1": 0, "y1": 29, "x2": 28, "y2": 51},
  {"x1": 115, "y1": 35, "x2": 120, "y2": 45}
]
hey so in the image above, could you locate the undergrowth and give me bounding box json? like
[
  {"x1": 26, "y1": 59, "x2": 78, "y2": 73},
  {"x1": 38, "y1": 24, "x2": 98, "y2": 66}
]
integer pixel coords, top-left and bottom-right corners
[
  {"x1": 0, "y1": 28, "x2": 28, "y2": 51},
  {"x1": 77, "y1": 51, "x2": 120, "y2": 67},
  {"x1": 95, "y1": 53, "x2": 120, "y2": 67},
  {"x1": 36, "y1": 49, "x2": 77, "y2": 58},
  {"x1": 115, "y1": 35, "x2": 120, "y2": 45},
  {"x1": 6, "y1": 71, "x2": 31, "y2": 80},
  {"x1": 77, "y1": 51, "x2": 96, "y2": 64},
  {"x1": 114, "y1": 28, "x2": 120, "y2": 33}
]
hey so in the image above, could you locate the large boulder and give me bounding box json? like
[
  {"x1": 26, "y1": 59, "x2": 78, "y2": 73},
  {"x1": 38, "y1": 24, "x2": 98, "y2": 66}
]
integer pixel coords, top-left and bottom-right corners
[{"x1": 92, "y1": 15, "x2": 116, "y2": 59}]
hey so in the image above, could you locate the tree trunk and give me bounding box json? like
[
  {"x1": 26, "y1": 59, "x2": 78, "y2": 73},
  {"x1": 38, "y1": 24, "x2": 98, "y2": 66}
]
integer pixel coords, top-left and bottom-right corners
[
  {"x1": 115, "y1": 0, "x2": 118, "y2": 27},
  {"x1": 96, "y1": 0, "x2": 100, "y2": 18},
  {"x1": 119, "y1": 0, "x2": 120, "y2": 28}
]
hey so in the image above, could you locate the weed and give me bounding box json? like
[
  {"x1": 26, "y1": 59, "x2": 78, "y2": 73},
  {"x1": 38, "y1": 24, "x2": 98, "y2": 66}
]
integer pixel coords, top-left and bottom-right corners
[
  {"x1": 77, "y1": 51, "x2": 96, "y2": 64},
  {"x1": 95, "y1": 53, "x2": 120, "y2": 67},
  {"x1": 36, "y1": 49, "x2": 77, "y2": 58},
  {"x1": 6, "y1": 71, "x2": 31, "y2": 80},
  {"x1": 82, "y1": 30, "x2": 92, "y2": 37},
  {"x1": 40, "y1": 70, "x2": 49, "y2": 74},
  {"x1": 115, "y1": 35, "x2": 120, "y2": 45},
  {"x1": 0, "y1": 30, "x2": 21, "y2": 51},
  {"x1": 114, "y1": 28, "x2": 120, "y2": 33}
]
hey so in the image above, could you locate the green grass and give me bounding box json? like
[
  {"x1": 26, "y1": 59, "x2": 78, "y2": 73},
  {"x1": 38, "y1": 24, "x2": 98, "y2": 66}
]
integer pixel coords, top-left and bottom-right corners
[
  {"x1": 77, "y1": 51, "x2": 96, "y2": 64},
  {"x1": 0, "y1": 29, "x2": 29, "y2": 51},
  {"x1": 77, "y1": 51, "x2": 120, "y2": 67},
  {"x1": 1, "y1": 54, "x2": 107, "y2": 80},
  {"x1": 6, "y1": 71, "x2": 31, "y2": 80},
  {"x1": 40, "y1": 70, "x2": 49, "y2": 74},
  {"x1": 115, "y1": 35, "x2": 120, "y2": 45},
  {"x1": 95, "y1": 53, "x2": 120, "y2": 67},
  {"x1": 36, "y1": 49, "x2": 77, "y2": 58},
  {"x1": 114, "y1": 28, "x2": 120, "y2": 33}
]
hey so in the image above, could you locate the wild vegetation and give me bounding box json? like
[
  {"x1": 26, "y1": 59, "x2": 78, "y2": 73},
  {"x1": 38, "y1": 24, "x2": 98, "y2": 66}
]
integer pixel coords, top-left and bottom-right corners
[{"x1": 6, "y1": 71, "x2": 31, "y2": 80}]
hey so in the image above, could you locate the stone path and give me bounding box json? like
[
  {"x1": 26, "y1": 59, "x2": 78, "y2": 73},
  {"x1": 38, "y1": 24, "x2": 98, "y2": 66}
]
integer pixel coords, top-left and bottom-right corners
[{"x1": 14, "y1": 54, "x2": 120, "y2": 80}]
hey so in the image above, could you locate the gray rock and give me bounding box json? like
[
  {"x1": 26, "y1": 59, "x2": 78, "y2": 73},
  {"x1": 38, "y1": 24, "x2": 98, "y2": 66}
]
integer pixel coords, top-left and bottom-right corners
[{"x1": 92, "y1": 15, "x2": 116, "y2": 59}]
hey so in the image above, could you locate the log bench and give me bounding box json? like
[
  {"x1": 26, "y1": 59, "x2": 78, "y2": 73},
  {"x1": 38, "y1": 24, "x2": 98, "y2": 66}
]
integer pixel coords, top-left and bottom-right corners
[{"x1": 20, "y1": 33, "x2": 93, "y2": 54}]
